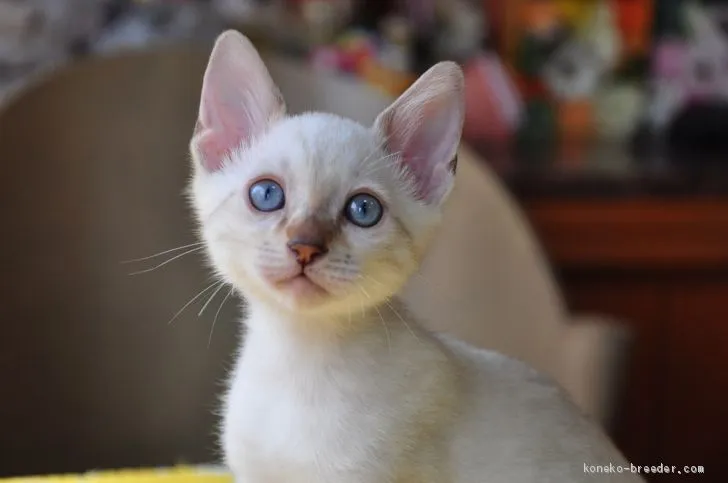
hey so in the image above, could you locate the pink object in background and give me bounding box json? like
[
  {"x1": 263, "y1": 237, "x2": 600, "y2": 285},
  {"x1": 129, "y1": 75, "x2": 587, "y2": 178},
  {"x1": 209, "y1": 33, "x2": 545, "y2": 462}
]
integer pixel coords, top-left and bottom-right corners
[
  {"x1": 336, "y1": 30, "x2": 377, "y2": 73},
  {"x1": 309, "y1": 30, "x2": 376, "y2": 74},
  {"x1": 310, "y1": 46, "x2": 342, "y2": 71},
  {"x1": 652, "y1": 40, "x2": 688, "y2": 79},
  {"x1": 462, "y1": 53, "x2": 523, "y2": 144}
]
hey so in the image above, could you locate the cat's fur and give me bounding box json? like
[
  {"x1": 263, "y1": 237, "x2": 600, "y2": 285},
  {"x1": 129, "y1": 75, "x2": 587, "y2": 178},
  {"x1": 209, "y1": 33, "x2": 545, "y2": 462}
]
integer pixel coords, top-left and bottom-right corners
[{"x1": 188, "y1": 30, "x2": 643, "y2": 483}]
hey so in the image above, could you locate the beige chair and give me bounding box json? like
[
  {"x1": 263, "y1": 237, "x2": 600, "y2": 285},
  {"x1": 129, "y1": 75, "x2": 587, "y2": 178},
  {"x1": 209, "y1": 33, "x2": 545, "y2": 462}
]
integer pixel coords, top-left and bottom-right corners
[
  {"x1": 0, "y1": 45, "x2": 627, "y2": 477},
  {"x1": 401, "y1": 147, "x2": 630, "y2": 428}
]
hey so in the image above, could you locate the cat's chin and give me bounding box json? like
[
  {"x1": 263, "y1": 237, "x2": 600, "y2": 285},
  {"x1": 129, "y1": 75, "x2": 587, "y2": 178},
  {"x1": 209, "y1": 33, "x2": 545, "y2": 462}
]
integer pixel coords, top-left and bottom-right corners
[{"x1": 272, "y1": 274, "x2": 330, "y2": 306}]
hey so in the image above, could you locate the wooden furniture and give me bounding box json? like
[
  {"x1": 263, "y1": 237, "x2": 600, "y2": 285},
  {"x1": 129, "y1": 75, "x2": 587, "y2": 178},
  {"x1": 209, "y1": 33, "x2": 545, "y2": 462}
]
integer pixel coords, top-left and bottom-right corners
[{"x1": 487, "y1": 143, "x2": 728, "y2": 482}]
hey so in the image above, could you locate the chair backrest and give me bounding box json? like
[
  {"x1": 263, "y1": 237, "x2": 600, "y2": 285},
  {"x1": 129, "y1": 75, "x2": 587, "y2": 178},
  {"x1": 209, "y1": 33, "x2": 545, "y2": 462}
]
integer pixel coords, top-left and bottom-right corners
[
  {"x1": 401, "y1": 146, "x2": 571, "y2": 388},
  {"x1": 0, "y1": 45, "x2": 402, "y2": 477},
  {"x1": 0, "y1": 46, "x2": 621, "y2": 477}
]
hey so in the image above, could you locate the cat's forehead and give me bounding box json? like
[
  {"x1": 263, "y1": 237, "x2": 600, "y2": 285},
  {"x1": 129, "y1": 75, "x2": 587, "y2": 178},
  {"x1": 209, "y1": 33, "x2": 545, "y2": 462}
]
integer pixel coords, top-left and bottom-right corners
[{"x1": 257, "y1": 113, "x2": 385, "y2": 179}]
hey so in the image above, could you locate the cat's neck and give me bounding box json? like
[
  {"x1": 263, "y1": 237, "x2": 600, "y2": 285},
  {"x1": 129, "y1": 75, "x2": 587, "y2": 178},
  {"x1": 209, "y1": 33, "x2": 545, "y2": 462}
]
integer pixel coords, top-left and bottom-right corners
[
  {"x1": 241, "y1": 298, "x2": 420, "y2": 356},
  {"x1": 245, "y1": 300, "x2": 373, "y2": 346}
]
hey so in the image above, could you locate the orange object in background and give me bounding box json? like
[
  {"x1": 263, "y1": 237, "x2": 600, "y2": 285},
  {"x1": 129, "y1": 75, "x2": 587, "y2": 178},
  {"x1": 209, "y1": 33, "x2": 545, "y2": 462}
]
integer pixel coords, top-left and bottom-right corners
[
  {"x1": 521, "y1": 0, "x2": 562, "y2": 34},
  {"x1": 558, "y1": 99, "x2": 594, "y2": 141},
  {"x1": 496, "y1": 0, "x2": 527, "y2": 61},
  {"x1": 357, "y1": 58, "x2": 415, "y2": 97},
  {"x1": 614, "y1": 0, "x2": 653, "y2": 57}
]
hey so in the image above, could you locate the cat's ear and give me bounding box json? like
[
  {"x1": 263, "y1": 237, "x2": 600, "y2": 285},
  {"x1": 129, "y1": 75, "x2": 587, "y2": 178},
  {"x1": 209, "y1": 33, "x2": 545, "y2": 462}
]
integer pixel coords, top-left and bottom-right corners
[
  {"x1": 374, "y1": 61, "x2": 464, "y2": 205},
  {"x1": 191, "y1": 30, "x2": 286, "y2": 172}
]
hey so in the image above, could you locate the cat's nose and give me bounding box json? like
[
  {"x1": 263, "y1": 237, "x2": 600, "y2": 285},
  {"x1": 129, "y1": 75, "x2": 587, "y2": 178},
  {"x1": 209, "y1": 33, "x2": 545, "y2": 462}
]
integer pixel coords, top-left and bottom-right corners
[{"x1": 287, "y1": 241, "x2": 328, "y2": 266}]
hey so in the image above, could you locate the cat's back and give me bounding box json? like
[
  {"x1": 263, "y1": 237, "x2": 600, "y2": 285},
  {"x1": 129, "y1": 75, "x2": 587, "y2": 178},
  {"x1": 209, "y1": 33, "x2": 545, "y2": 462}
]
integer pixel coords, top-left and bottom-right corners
[{"x1": 439, "y1": 336, "x2": 643, "y2": 482}]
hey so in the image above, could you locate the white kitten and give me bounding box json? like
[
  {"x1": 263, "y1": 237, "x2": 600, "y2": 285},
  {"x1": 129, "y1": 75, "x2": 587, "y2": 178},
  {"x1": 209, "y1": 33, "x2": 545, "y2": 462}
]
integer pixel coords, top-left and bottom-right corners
[{"x1": 189, "y1": 30, "x2": 643, "y2": 483}]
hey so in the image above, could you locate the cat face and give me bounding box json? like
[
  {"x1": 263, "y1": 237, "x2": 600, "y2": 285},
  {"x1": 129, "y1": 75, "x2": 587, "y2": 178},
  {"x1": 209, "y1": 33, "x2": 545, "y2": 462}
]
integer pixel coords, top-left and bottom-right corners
[
  {"x1": 189, "y1": 31, "x2": 464, "y2": 318},
  {"x1": 191, "y1": 114, "x2": 432, "y2": 315}
]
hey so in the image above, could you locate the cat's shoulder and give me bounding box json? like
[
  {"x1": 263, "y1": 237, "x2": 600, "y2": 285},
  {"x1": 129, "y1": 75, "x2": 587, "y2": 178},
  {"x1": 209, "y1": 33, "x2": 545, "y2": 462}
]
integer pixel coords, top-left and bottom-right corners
[{"x1": 435, "y1": 333, "x2": 569, "y2": 399}]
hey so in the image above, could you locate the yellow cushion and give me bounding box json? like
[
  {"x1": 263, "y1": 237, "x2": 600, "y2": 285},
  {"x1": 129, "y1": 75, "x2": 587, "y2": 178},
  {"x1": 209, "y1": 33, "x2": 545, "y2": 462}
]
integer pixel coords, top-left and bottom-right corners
[{"x1": 2, "y1": 467, "x2": 232, "y2": 483}]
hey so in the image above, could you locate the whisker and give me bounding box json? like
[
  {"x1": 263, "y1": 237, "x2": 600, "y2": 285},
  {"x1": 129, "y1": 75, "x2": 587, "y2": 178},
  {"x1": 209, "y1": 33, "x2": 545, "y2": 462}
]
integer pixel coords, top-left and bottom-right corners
[
  {"x1": 355, "y1": 284, "x2": 391, "y2": 351},
  {"x1": 358, "y1": 289, "x2": 366, "y2": 318},
  {"x1": 209, "y1": 287, "x2": 234, "y2": 348},
  {"x1": 325, "y1": 262, "x2": 358, "y2": 271},
  {"x1": 384, "y1": 299, "x2": 422, "y2": 344},
  {"x1": 373, "y1": 304, "x2": 392, "y2": 354},
  {"x1": 367, "y1": 148, "x2": 401, "y2": 165},
  {"x1": 168, "y1": 280, "x2": 221, "y2": 325},
  {"x1": 128, "y1": 246, "x2": 205, "y2": 275},
  {"x1": 370, "y1": 150, "x2": 402, "y2": 165},
  {"x1": 198, "y1": 281, "x2": 227, "y2": 316},
  {"x1": 360, "y1": 274, "x2": 387, "y2": 289},
  {"x1": 361, "y1": 152, "x2": 402, "y2": 178},
  {"x1": 361, "y1": 132, "x2": 391, "y2": 165},
  {"x1": 121, "y1": 242, "x2": 204, "y2": 264}
]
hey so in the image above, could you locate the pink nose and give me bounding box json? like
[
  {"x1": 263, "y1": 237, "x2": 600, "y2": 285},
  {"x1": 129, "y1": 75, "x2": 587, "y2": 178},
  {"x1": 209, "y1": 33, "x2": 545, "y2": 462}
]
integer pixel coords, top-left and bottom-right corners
[{"x1": 287, "y1": 241, "x2": 327, "y2": 266}]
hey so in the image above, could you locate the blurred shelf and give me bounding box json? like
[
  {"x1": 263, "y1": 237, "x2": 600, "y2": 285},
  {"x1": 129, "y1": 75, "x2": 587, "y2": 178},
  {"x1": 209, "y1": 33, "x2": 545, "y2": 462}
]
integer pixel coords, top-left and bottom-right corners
[
  {"x1": 494, "y1": 142, "x2": 728, "y2": 482},
  {"x1": 471, "y1": 140, "x2": 728, "y2": 201}
]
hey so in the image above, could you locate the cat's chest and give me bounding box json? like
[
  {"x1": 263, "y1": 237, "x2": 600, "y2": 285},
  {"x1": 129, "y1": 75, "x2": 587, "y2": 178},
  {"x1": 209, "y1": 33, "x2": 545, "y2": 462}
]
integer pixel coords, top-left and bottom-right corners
[
  {"x1": 225, "y1": 347, "x2": 401, "y2": 436},
  {"x1": 223, "y1": 352, "x2": 402, "y2": 481}
]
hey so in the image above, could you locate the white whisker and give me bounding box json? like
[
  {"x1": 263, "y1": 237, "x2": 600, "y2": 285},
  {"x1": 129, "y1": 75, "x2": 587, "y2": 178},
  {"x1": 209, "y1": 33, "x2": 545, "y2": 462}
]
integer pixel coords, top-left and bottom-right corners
[
  {"x1": 168, "y1": 280, "x2": 220, "y2": 325},
  {"x1": 385, "y1": 299, "x2": 422, "y2": 344},
  {"x1": 360, "y1": 274, "x2": 387, "y2": 289},
  {"x1": 209, "y1": 287, "x2": 234, "y2": 348},
  {"x1": 198, "y1": 281, "x2": 227, "y2": 316},
  {"x1": 128, "y1": 246, "x2": 205, "y2": 275},
  {"x1": 360, "y1": 132, "x2": 390, "y2": 165},
  {"x1": 362, "y1": 151, "x2": 402, "y2": 177},
  {"x1": 370, "y1": 150, "x2": 402, "y2": 165},
  {"x1": 121, "y1": 242, "x2": 204, "y2": 264},
  {"x1": 358, "y1": 289, "x2": 366, "y2": 318},
  {"x1": 373, "y1": 305, "x2": 391, "y2": 354}
]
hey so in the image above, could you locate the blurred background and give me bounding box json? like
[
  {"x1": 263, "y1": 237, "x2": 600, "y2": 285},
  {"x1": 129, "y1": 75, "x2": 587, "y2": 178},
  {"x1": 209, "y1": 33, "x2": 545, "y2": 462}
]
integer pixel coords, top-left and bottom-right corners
[{"x1": 0, "y1": 0, "x2": 726, "y2": 482}]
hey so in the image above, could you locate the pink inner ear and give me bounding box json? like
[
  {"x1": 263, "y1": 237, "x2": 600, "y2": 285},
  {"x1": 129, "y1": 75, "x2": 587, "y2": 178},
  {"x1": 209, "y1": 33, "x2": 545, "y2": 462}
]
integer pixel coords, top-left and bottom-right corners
[
  {"x1": 191, "y1": 31, "x2": 285, "y2": 172},
  {"x1": 375, "y1": 62, "x2": 463, "y2": 205},
  {"x1": 194, "y1": 128, "x2": 238, "y2": 172},
  {"x1": 383, "y1": 95, "x2": 462, "y2": 204},
  {"x1": 195, "y1": 86, "x2": 255, "y2": 172}
]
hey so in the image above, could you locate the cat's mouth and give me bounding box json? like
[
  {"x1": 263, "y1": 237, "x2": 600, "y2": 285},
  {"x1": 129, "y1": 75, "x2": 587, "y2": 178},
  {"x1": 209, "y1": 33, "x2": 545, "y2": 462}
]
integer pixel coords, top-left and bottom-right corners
[{"x1": 274, "y1": 273, "x2": 329, "y2": 299}]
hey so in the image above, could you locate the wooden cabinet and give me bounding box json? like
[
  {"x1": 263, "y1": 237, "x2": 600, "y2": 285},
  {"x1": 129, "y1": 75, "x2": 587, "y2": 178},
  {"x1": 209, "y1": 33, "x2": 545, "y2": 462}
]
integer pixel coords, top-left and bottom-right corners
[{"x1": 522, "y1": 199, "x2": 728, "y2": 482}]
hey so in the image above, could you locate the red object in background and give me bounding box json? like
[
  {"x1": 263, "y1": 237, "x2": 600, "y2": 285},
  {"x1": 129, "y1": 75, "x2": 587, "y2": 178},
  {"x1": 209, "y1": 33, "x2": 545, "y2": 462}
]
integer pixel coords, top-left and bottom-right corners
[
  {"x1": 614, "y1": 0, "x2": 653, "y2": 57},
  {"x1": 514, "y1": 73, "x2": 550, "y2": 100},
  {"x1": 462, "y1": 54, "x2": 523, "y2": 144},
  {"x1": 483, "y1": 0, "x2": 505, "y2": 48},
  {"x1": 338, "y1": 48, "x2": 366, "y2": 73}
]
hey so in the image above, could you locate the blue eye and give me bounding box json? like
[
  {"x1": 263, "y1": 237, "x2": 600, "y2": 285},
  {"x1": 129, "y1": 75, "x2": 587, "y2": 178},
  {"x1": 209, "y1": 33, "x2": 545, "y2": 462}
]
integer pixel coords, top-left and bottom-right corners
[
  {"x1": 249, "y1": 179, "x2": 285, "y2": 212},
  {"x1": 345, "y1": 193, "x2": 383, "y2": 228}
]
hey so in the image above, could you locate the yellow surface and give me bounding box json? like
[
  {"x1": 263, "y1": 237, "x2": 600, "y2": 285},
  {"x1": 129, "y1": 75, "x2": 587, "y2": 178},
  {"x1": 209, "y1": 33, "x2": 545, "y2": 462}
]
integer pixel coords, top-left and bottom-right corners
[
  {"x1": 1, "y1": 467, "x2": 232, "y2": 483},
  {"x1": 555, "y1": 0, "x2": 598, "y2": 29}
]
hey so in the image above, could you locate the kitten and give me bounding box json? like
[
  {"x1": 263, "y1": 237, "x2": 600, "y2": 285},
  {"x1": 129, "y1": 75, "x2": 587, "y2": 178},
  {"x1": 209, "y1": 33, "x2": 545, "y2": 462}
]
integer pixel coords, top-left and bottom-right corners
[{"x1": 189, "y1": 30, "x2": 643, "y2": 483}]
